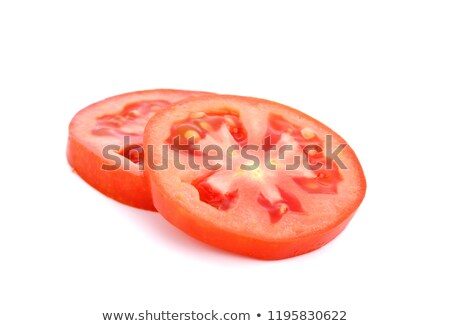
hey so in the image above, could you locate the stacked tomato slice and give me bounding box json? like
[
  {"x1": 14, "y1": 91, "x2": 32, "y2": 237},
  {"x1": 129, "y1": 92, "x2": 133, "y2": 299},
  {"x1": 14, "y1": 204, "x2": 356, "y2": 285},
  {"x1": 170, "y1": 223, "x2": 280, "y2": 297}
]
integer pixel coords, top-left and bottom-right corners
[
  {"x1": 67, "y1": 90, "x2": 366, "y2": 259},
  {"x1": 67, "y1": 89, "x2": 210, "y2": 210}
]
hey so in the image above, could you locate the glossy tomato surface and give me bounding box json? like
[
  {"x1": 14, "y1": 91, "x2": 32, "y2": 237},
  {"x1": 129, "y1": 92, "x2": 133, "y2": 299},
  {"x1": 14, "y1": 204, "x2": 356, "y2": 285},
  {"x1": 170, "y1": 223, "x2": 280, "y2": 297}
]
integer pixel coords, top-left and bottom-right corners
[
  {"x1": 67, "y1": 89, "x2": 210, "y2": 210},
  {"x1": 144, "y1": 95, "x2": 366, "y2": 259}
]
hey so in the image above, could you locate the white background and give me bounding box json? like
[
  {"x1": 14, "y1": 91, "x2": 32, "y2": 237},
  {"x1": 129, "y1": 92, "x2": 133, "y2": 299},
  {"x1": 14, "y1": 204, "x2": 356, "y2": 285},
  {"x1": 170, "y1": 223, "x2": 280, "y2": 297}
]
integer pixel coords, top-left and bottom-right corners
[{"x1": 1, "y1": 1, "x2": 449, "y2": 325}]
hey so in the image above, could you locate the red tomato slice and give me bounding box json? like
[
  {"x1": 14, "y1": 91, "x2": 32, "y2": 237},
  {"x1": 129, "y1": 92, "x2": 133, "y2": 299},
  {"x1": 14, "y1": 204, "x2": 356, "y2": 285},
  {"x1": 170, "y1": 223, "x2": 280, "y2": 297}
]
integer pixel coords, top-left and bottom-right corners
[
  {"x1": 67, "y1": 89, "x2": 210, "y2": 210},
  {"x1": 144, "y1": 95, "x2": 366, "y2": 259}
]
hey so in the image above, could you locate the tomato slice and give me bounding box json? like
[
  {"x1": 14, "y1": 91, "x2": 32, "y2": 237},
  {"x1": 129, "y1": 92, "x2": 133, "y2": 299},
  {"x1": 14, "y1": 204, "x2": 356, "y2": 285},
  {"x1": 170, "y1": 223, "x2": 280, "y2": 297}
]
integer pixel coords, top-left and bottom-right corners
[
  {"x1": 67, "y1": 89, "x2": 210, "y2": 210},
  {"x1": 144, "y1": 95, "x2": 366, "y2": 259}
]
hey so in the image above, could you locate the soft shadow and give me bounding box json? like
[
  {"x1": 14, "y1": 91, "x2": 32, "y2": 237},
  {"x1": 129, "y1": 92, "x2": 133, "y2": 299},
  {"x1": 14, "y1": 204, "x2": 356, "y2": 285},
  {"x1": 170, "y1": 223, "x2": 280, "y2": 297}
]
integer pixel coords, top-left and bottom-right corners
[
  {"x1": 98, "y1": 194, "x2": 332, "y2": 264},
  {"x1": 113, "y1": 202, "x2": 259, "y2": 265}
]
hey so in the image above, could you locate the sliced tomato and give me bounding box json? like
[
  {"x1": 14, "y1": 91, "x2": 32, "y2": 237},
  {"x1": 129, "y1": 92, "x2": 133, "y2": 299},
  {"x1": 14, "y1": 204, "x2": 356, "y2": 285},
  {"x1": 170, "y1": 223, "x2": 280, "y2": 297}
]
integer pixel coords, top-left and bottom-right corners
[
  {"x1": 67, "y1": 89, "x2": 210, "y2": 210},
  {"x1": 144, "y1": 95, "x2": 366, "y2": 259}
]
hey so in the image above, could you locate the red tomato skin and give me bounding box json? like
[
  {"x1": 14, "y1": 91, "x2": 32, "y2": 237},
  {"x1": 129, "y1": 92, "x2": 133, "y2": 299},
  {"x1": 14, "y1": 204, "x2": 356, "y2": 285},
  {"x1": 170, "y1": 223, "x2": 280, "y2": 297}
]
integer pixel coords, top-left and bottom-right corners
[{"x1": 67, "y1": 89, "x2": 211, "y2": 210}]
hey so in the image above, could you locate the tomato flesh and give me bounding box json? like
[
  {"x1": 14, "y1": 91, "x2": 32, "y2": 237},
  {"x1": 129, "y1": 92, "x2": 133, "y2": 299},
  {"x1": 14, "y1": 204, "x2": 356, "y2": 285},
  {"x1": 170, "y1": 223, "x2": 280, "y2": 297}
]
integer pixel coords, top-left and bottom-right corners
[{"x1": 166, "y1": 110, "x2": 343, "y2": 223}]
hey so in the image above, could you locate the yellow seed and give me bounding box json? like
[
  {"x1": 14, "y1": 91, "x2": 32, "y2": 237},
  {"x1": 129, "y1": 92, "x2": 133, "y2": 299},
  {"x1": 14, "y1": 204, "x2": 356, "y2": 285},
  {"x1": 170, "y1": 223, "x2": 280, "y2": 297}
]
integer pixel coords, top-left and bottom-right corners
[
  {"x1": 190, "y1": 111, "x2": 206, "y2": 119},
  {"x1": 301, "y1": 128, "x2": 316, "y2": 140},
  {"x1": 224, "y1": 116, "x2": 237, "y2": 126},
  {"x1": 305, "y1": 182, "x2": 320, "y2": 190},
  {"x1": 199, "y1": 121, "x2": 212, "y2": 131},
  {"x1": 279, "y1": 203, "x2": 288, "y2": 215},
  {"x1": 183, "y1": 130, "x2": 200, "y2": 141},
  {"x1": 293, "y1": 226, "x2": 302, "y2": 233},
  {"x1": 303, "y1": 170, "x2": 316, "y2": 179},
  {"x1": 127, "y1": 111, "x2": 139, "y2": 118}
]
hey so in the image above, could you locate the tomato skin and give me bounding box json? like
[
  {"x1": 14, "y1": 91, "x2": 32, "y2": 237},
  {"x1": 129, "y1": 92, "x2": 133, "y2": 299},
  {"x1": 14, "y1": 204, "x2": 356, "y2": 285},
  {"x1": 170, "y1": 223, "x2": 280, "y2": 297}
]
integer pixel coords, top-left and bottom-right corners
[
  {"x1": 67, "y1": 89, "x2": 211, "y2": 210},
  {"x1": 144, "y1": 95, "x2": 366, "y2": 259}
]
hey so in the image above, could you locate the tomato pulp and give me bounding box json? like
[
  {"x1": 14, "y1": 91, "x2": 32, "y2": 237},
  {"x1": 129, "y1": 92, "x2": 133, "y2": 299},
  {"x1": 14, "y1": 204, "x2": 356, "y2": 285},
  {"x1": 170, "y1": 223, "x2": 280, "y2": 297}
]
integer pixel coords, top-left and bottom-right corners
[
  {"x1": 144, "y1": 95, "x2": 366, "y2": 259},
  {"x1": 67, "y1": 89, "x2": 210, "y2": 210}
]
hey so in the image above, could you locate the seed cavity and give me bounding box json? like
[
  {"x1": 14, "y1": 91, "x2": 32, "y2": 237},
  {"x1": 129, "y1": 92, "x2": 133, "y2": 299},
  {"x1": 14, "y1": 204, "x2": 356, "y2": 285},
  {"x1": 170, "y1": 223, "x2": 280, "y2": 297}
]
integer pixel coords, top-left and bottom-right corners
[
  {"x1": 292, "y1": 166, "x2": 342, "y2": 194},
  {"x1": 193, "y1": 172, "x2": 239, "y2": 210},
  {"x1": 168, "y1": 111, "x2": 248, "y2": 146},
  {"x1": 93, "y1": 100, "x2": 170, "y2": 138}
]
